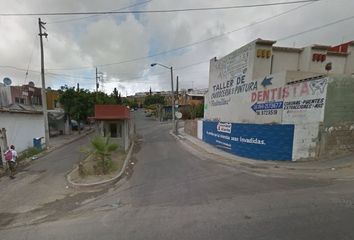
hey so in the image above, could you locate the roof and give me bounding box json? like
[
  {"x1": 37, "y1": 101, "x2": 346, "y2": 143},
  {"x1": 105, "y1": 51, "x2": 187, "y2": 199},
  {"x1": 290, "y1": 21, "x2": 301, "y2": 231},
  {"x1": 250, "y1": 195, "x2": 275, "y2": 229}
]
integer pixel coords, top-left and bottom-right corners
[
  {"x1": 94, "y1": 104, "x2": 130, "y2": 120},
  {"x1": 187, "y1": 93, "x2": 205, "y2": 97},
  {"x1": 0, "y1": 103, "x2": 43, "y2": 114},
  {"x1": 273, "y1": 46, "x2": 303, "y2": 53},
  {"x1": 328, "y1": 41, "x2": 354, "y2": 53},
  {"x1": 327, "y1": 51, "x2": 349, "y2": 56},
  {"x1": 255, "y1": 38, "x2": 276, "y2": 46},
  {"x1": 311, "y1": 44, "x2": 331, "y2": 50}
]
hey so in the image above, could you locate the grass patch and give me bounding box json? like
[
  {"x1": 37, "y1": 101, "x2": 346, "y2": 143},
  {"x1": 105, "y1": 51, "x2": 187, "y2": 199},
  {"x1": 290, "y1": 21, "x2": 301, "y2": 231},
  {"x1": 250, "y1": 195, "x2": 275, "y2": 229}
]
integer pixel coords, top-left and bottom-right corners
[
  {"x1": 71, "y1": 148, "x2": 127, "y2": 184},
  {"x1": 17, "y1": 147, "x2": 44, "y2": 162}
]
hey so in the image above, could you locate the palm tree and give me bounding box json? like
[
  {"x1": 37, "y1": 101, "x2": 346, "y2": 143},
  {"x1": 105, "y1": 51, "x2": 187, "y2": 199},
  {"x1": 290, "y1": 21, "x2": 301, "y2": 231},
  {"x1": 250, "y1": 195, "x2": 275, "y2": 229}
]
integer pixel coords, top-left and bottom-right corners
[{"x1": 90, "y1": 136, "x2": 118, "y2": 174}]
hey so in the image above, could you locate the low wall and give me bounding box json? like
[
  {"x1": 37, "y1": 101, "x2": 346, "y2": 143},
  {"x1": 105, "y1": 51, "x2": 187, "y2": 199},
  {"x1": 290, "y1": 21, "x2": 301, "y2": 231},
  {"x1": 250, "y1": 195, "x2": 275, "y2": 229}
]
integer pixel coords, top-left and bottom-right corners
[
  {"x1": 202, "y1": 121, "x2": 294, "y2": 161},
  {"x1": 184, "y1": 119, "x2": 198, "y2": 138},
  {"x1": 319, "y1": 124, "x2": 354, "y2": 157}
]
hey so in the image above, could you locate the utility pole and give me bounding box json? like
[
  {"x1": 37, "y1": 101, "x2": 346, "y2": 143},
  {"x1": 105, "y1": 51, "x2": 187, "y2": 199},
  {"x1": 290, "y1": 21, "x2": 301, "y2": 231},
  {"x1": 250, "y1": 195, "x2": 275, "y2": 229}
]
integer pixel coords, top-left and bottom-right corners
[
  {"x1": 0, "y1": 128, "x2": 8, "y2": 167},
  {"x1": 77, "y1": 83, "x2": 81, "y2": 135},
  {"x1": 170, "y1": 67, "x2": 176, "y2": 133},
  {"x1": 176, "y1": 76, "x2": 179, "y2": 134},
  {"x1": 38, "y1": 18, "x2": 50, "y2": 148},
  {"x1": 176, "y1": 76, "x2": 179, "y2": 101},
  {"x1": 95, "y1": 67, "x2": 99, "y2": 92}
]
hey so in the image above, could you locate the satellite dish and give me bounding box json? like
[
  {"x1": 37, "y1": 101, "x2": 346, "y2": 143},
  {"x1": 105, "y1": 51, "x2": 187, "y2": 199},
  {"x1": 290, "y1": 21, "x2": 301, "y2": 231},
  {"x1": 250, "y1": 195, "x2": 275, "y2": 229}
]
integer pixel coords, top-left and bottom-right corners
[
  {"x1": 3, "y1": 77, "x2": 12, "y2": 86},
  {"x1": 325, "y1": 62, "x2": 332, "y2": 72}
]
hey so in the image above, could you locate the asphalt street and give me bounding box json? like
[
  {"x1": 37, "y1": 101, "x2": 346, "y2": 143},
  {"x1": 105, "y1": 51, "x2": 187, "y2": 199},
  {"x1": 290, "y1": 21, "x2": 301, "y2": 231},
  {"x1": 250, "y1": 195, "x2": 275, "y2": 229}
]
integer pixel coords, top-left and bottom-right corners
[{"x1": 1, "y1": 109, "x2": 354, "y2": 239}]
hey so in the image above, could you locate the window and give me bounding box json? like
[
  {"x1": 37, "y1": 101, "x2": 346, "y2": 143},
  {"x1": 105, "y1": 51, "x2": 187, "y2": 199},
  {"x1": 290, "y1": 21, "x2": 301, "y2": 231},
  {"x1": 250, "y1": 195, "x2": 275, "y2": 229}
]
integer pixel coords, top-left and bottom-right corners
[
  {"x1": 15, "y1": 97, "x2": 25, "y2": 104},
  {"x1": 32, "y1": 96, "x2": 41, "y2": 105}
]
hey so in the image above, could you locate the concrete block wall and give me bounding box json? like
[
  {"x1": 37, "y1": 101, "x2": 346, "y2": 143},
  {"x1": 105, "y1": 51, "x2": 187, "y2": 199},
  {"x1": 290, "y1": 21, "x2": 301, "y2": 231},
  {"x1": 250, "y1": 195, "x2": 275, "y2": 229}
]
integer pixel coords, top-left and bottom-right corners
[
  {"x1": 184, "y1": 120, "x2": 198, "y2": 138},
  {"x1": 292, "y1": 123, "x2": 320, "y2": 160},
  {"x1": 0, "y1": 112, "x2": 45, "y2": 153},
  {"x1": 319, "y1": 75, "x2": 354, "y2": 156}
]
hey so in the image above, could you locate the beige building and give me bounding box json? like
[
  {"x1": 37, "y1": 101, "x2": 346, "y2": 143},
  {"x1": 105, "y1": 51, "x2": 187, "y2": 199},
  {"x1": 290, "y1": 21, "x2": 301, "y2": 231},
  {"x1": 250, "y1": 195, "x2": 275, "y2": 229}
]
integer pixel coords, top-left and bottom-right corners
[
  {"x1": 248, "y1": 39, "x2": 354, "y2": 80},
  {"x1": 201, "y1": 39, "x2": 354, "y2": 161}
]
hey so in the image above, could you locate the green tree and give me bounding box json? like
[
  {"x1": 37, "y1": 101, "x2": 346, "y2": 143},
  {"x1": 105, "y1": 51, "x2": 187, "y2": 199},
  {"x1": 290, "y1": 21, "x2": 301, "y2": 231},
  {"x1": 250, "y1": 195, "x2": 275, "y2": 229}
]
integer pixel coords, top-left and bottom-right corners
[
  {"x1": 58, "y1": 86, "x2": 77, "y2": 127},
  {"x1": 90, "y1": 136, "x2": 118, "y2": 174},
  {"x1": 144, "y1": 94, "x2": 165, "y2": 106},
  {"x1": 59, "y1": 86, "x2": 119, "y2": 134},
  {"x1": 186, "y1": 103, "x2": 204, "y2": 119},
  {"x1": 111, "y1": 88, "x2": 122, "y2": 104},
  {"x1": 196, "y1": 103, "x2": 204, "y2": 118}
]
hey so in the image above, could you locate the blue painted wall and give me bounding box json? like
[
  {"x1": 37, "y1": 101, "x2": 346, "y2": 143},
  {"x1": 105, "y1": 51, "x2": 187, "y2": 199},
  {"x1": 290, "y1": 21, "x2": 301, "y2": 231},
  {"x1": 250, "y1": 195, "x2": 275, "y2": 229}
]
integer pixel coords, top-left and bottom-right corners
[{"x1": 202, "y1": 121, "x2": 294, "y2": 161}]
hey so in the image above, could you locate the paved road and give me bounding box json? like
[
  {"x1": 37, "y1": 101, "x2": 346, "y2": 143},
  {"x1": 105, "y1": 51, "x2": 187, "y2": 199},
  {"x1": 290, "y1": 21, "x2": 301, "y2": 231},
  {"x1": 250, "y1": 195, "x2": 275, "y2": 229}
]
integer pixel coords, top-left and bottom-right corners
[
  {"x1": 0, "y1": 133, "x2": 91, "y2": 216},
  {"x1": 1, "y1": 110, "x2": 354, "y2": 239}
]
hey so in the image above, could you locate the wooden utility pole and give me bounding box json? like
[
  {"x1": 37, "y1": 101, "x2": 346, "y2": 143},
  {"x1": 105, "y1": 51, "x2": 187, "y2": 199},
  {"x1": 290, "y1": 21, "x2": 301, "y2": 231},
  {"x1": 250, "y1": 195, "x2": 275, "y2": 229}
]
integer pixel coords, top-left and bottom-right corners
[
  {"x1": 0, "y1": 128, "x2": 8, "y2": 167},
  {"x1": 95, "y1": 67, "x2": 99, "y2": 92},
  {"x1": 77, "y1": 83, "x2": 81, "y2": 135},
  {"x1": 38, "y1": 18, "x2": 50, "y2": 148},
  {"x1": 175, "y1": 76, "x2": 179, "y2": 134},
  {"x1": 176, "y1": 76, "x2": 179, "y2": 103}
]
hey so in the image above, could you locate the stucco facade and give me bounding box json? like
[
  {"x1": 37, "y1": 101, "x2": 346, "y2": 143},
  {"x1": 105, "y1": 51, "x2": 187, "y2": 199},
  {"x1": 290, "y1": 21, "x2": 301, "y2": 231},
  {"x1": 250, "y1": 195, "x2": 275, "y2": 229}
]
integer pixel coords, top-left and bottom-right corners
[
  {"x1": 203, "y1": 39, "x2": 354, "y2": 161},
  {"x1": 0, "y1": 111, "x2": 44, "y2": 157}
]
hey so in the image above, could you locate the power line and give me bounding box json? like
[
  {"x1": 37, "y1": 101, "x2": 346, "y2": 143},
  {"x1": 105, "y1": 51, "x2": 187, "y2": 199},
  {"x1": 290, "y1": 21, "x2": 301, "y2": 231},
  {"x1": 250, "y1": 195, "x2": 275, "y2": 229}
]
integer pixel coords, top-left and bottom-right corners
[
  {"x1": 0, "y1": 65, "x2": 94, "y2": 80},
  {"x1": 0, "y1": 0, "x2": 318, "y2": 16},
  {"x1": 8, "y1": 11, "x2": 352, "y2": 84},
  {"x1": 100, "y1": 14, "x2": 354, "y2": 83},
  {"x1": 24, "y1": 35, "x2": 38, "y2": 83},
  {"x1": 5, "y1": 1, "x2": 353, "y2": 85},
  {"x1": 278, "y1": 14, "x2": 354, "y2": 41},
  {"x1": 104, "y1": 60, "x2": 210, "y2": 83},
  {"x1": 47, "y1": 0, "x2": 318, "y2": 71},
  {"x1": 4, "y1": 11, "x2": 352, "y2": 84},
  {"x1": 47, "y1": 0, "x2": 153, "y2": 24}
]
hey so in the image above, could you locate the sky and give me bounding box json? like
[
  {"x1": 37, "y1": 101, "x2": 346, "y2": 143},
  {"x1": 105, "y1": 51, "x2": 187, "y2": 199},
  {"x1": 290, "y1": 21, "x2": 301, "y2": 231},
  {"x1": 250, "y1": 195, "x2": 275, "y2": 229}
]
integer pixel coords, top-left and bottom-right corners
[{"x1": 0, "y1": 0, "x2": 353, "y2": 96}]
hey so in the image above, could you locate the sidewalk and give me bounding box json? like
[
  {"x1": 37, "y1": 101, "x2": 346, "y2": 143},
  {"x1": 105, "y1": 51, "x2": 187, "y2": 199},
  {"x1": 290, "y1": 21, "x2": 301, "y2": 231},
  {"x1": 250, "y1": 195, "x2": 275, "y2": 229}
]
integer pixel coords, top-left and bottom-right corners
[
  {"x1": 0, "y1": 127, "x2": 95, "y2": 177},
  {"x1": 176, "y1": 128, "x2": 354, "y2": 180},
  {"x1": 48, "y1": 128, "x2": 95, "y2": 152}
]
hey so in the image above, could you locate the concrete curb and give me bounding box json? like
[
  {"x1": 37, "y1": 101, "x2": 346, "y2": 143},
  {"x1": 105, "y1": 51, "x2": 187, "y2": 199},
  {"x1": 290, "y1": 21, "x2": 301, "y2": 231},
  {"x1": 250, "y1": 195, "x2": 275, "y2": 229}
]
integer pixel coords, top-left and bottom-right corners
[
  {"x1": 66, "y1": 141, "x2": 135, "y2": 190},
  {"x1": 169, "y1": 130, "x2": 185, "y2": 140},
  {"x1": 178, "y1": 128, "x2": 354, "y2": 180},
  {"x1": 39, "y1": 128, "x2": 95, "y2": 159}
]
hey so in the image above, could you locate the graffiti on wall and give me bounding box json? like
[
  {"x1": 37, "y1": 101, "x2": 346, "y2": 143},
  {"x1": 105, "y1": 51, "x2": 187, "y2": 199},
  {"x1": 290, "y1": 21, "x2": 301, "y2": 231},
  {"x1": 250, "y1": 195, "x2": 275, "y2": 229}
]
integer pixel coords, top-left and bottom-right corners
[
  {"x1": 249, "y1": 77, "x2": 328, "y2": 117},
  {"x1": 210, "y1": 47, "x2": 253, "y2": 106},
  {"x1": 282, "y1": 77, "x2": 328, "y2": 123}
]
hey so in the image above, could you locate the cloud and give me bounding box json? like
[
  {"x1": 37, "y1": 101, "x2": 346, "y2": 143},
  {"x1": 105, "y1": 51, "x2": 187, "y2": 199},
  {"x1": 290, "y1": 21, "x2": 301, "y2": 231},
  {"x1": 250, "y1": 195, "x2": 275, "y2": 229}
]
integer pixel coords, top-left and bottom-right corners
[{"x1": 0, "y1": 0, "x2": 353, "y2": 94}]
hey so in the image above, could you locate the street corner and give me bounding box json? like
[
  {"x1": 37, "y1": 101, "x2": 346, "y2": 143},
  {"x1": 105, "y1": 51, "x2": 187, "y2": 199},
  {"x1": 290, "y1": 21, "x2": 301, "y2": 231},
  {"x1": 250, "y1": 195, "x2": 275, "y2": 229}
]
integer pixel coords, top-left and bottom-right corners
[{"x1": 66, "y1": 141, "x2": 135, "y2": 191}]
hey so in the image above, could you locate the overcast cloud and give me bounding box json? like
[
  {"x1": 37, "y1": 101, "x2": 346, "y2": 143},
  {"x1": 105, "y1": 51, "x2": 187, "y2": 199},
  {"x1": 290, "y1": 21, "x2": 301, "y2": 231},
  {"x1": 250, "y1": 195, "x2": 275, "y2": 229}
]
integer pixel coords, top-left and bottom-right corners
[{"x1": 0, "y1": 0, "x2": 353, "y2": 95}]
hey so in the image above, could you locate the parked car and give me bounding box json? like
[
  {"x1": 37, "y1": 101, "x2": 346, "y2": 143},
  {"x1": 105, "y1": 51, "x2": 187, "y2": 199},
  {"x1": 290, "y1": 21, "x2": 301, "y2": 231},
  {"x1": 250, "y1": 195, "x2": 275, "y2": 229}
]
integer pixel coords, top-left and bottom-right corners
[{"x1": 71, "y1": 120, "x2": 84, "y2": 131}]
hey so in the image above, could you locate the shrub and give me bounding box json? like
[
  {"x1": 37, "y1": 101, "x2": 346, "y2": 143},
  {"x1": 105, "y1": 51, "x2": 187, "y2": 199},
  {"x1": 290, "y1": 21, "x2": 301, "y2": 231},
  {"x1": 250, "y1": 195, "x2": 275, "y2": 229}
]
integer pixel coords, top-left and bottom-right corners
[{"x1": 90, "y1": 136, "x2": 118, "y2": 174}]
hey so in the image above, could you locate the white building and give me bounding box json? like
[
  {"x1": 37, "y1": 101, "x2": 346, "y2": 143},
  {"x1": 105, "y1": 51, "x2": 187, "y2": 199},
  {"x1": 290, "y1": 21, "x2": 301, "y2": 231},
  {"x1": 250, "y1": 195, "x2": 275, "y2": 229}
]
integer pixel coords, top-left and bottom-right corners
[
  {"x1": 201, "y1": 39, "x2": 354, "y2": 161},
  {"x1": 0, "y1": 105, "x2": 44, "y2": 163}
]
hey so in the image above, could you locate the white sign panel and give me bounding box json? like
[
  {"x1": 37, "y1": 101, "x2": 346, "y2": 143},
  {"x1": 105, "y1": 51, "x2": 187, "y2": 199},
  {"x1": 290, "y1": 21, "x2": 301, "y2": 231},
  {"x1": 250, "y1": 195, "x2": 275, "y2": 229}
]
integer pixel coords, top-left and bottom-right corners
[{"x1": 282, "y1": 77, "x2": 328, "y2": 124}]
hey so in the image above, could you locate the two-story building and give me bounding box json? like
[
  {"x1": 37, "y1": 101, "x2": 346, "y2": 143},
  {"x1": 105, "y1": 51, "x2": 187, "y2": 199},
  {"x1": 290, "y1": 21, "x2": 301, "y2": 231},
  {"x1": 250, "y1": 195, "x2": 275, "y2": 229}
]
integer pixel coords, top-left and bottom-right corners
[{"x1": 201, "y1": 39, "x2": 354, "y2": 161}]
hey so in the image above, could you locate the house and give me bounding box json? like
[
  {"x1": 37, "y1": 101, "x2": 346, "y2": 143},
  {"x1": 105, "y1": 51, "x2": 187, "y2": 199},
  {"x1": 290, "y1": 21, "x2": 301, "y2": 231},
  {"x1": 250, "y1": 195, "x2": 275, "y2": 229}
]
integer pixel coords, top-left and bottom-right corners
[
  {"x1": 10, "y1": 82, "x2": 42, "y2": 106},
  {"x1": 93, "y1": 105, "x2": 133, "y2": 152},
  {"x1": 180, "y1": 88, "x2": 208, "y2": 106},
  {"x1": 198, "y1": 38, "x2": 354, "y2": 161},
  {"x1": 46, "y1": 89, "x2": 60, "y2": 110},
  {"x1": 0, "y1": 104, "x2": 44, "y2": 164}
]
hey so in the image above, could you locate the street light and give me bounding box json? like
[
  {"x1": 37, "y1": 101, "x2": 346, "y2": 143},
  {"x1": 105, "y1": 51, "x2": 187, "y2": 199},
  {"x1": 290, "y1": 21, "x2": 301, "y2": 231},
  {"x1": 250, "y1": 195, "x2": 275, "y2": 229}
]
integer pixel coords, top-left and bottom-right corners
[{"x1": 150, "y1": 62, "x2": 176, "y2": 134}]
